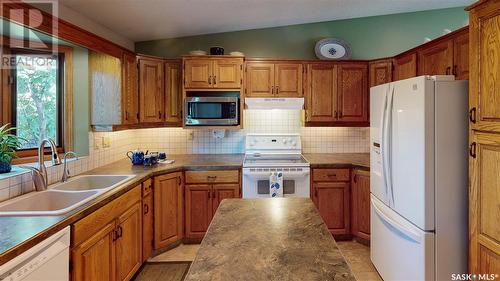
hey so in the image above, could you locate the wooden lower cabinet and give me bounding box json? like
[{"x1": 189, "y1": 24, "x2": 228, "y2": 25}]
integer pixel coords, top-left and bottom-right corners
[
  {"x1": 142, "y1": 179, "x2": 153, "y2": 262},
  {"x1": 185, "y1": 171, "x2": 240, "y2": 239},
  {"x1": 115, "y1": 203, "x2": 142, "y2": 281},
  {"x1": 72, "y1": 222, "x2": 116, "y2": 281},
  {"x1": 312, "y1": 168, "x2": 350, "y2": 236},
  {"x1": 71, "y1": 185, "x2": 142, "y2": 281},
  {"x1": 351, "y1": 169, "x2": 370, "y2": 240},
  {"x1": 185, "y1": 184, "x2": 213, "y2": 239},
  {"x1": 154, "y1": 172, "x2": 184, "y2": 249},
  {"x1": 469, "y1": 131, "x2": 500, "y2": 274}
]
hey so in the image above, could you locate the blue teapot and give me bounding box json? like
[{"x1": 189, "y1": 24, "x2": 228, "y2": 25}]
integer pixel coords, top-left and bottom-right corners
[{"x1": 127, "y1": 149, "x2": 144, "y2": 165}]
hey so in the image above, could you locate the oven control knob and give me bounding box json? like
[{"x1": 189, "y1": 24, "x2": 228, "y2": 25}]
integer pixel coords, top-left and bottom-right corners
[
  {"x1": 291, "y1": 141, "x2": 297, "y2": 146},
  {"x1": 283, "y1": 139, "x2": 288, "y2": 144}
]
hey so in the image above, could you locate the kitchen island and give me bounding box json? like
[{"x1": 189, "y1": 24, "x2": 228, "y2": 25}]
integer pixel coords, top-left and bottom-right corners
[{"x1": 184, "y1": 198, "x2": 355, "y2": 281}]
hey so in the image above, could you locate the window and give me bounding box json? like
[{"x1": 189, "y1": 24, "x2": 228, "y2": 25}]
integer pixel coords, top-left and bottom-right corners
[
  {"x1": 11, "y1": 50, "x2": 64, "y2": 150},
  {"x1": 1, "y1": 38, "x2": 74, "y2": 162}
]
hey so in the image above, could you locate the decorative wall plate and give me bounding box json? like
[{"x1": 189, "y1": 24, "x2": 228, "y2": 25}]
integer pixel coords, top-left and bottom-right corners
[{"x1": 314, "y1": 38, "x2": 352, "y2": 60}]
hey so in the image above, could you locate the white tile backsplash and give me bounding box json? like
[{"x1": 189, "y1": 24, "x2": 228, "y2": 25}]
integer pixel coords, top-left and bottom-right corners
[{"x1": 0, "y1": 109, "x2": 369, "y2": 202}]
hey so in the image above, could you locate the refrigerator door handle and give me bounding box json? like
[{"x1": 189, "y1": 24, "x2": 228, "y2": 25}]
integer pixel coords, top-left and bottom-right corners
[
  {"x1": 371, "y1": 197, "x2": 422, "y2": 243},
  {"x1": 387, "y1": 85, "x2": 396, "y2": 207},
  {"x1": 380, "y1": 84, "x2": 391, "y2": 202}
]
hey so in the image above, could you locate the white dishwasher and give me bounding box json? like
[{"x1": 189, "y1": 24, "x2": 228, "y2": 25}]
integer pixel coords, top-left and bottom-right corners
[{"x1": 0, "y1": 226, "x2": 70, "y2": 281}]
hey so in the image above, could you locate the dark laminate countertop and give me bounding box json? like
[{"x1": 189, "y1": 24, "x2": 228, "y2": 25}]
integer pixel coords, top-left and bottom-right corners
[
  {"x1": 0, "y1": 154, "x2": 244, "y2": 266},
  {"x1": 303, "y1": 153, "x2": 370, "y2": 169},
  {"x1": 184, "y1": 198, "x2": 355, "y2": 281}
]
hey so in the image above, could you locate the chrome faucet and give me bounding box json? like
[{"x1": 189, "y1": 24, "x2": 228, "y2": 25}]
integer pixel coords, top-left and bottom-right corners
[
  {"x1": 61, "y1": 151, "x2": 78, "y2": 182},
  {"x1": 29, "y1": 139, "x2": 62, "y2": 191}
]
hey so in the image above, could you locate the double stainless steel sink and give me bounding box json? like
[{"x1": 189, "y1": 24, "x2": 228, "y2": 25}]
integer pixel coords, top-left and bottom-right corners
[{"x1": 0, "y1": 175, "x2": 135, "y2": 216}]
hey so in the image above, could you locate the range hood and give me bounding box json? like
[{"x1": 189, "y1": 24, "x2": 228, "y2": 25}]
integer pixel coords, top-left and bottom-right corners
[{"x1": 245, "y1": 98, "x2": 304, "y2": 110}]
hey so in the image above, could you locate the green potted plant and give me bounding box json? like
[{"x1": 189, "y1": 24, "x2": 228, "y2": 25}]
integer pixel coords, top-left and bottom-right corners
[{"x1": 0, "y1": 124, "x2": 24, "y2": 173}]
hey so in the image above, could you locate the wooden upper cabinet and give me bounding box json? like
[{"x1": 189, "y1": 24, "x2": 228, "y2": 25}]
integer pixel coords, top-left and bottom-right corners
[
  {"x1": 351, "y1": 169, "x2": 370, "y2": 240},
  {"x1": 115, "y1": 202, "x2": 142, "y2": 281},
  {"x1": 369, "y1": 59, "x2": 392, "y2": 87},
  {"x1": 393, "y1": 52, "x2": 417, "y2": 81},
  {"x1": 305, "y1": 63, "x2": 338, "y2": 122},
  {"x1": 469, "y1": 0, "x2": 500, "y2": 133},
  {"x1": 154, "y1": 172, "x2": 184, "y2": 249},
  {"x1": 337, "y1": 63, "x2": 368, "y2": 122},
  {"x1": 213, "y1": 59, "x2": 242, "y2": 89},
  {"x1": 185, "y1": 184, "x2": 213, "y2": 239},
  {"x1": 453, "y1": 30, "x2": 469, "y2": 80},
  {"x1": 245, "y1": 62, "x2": 275, "y2": 97},
  {"x1": 469, "y1": 131, "x2": 500, "y2": 274},
  {"x1": 165, "y1": 61, "x2": 182, "y2": 123},
  {"x1": 245, "y1": 61, "x2": 303, "y2": 97},
  {"x1": 72, "y1": 222, "x2": 116, "y2": 281},
  {"x1": 418, "y1": 39, "x2": 454, "y2": 76},
  {"x1": 184, "y1": 59, "x2": 212, "y2": 88},
  {"x1": 275, "y1": 63, "x2": 303, "y2": 97},
  {"x1": 184, "y1": 57, "x2": 243, "y2": 89},
  {"x1": 139, "y1": 57, "x2": 164, "y2": 123},
  {"x1": 121, "y1": 52, "x2": 139, "y2": 125}
]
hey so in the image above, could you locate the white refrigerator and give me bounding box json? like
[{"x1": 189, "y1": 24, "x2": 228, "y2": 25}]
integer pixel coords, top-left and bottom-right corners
[{"x1": 370, "y1": 76, "x2": 468, "y2": 281}]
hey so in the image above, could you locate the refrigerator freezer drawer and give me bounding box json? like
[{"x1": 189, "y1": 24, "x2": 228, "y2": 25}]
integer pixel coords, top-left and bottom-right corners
[{"x1": 370, "y1": 195, "x2": 435, "y2": 281}]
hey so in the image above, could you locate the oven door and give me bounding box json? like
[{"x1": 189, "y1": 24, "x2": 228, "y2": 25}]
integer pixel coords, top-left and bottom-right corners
[
  {"x1": 185, "y1": 97, "x2": 239, "y2": 126},
  {"x1": 242, "y1": 167, "x2": 310, "y2": 198}
]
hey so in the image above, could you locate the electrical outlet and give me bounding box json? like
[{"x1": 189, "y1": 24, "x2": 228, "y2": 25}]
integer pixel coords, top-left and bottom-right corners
[
  {"x1": 94, "y1": 136, "x2": 101, "y2": 150},
  {"x1": 187, "y1": 131, "x2": 194, "y2": 140},
  {"x1": 102, "y1": 136, "x2": 111, "y2": 148}
]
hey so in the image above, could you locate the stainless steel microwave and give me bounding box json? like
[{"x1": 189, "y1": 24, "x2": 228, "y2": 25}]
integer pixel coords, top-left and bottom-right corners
[{"x1": 185, "y1": 96, "x2": 239, "y2": 126}]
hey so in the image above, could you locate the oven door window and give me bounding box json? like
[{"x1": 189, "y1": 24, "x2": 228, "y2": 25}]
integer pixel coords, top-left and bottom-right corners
[
  {"x1": 188, "y1": 102, "x2": 235, "y2": 119},
  {"x1": 257, "y1": 180, "x2": 295, "y2": 195}
]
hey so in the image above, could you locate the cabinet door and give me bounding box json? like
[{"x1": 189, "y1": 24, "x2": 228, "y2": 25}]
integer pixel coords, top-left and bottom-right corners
[
  {"x1": 213, "y1": 59, "x2": 242, "y2": 89},
  {"x1": 154, "y1": 172, "x2": 183, "y2": 249},
  {"x1": 121, "y1": 53, "x2": 139, "y2": 125},
  {"x1": 275, "y1": 63, "x2": 303, "y2": 97},
  {"x1": 184, "y1": 59, "x2": 212, "y2": 88},
  {"x1": 165, "y1": 61, "x2": 182, "y2": 123},
  {"x1": 313, "y1": 182, "x2": 350, "y2": 235},
  {"x1": 139, "y1": 58, "x2": 164, "y2": 123},
  {"x1": 469, "y1": 131, "x2": 500, "y2": 274},
  {"x1": 115, "y1": 202, "x2": 142, "y2": 281},
  {"x1": 453, "y1": 31, "x2": 469, "y2": 80},
  {"x1": 369, "y1": 59, "x2": 392, "y2": 87},
  {"x1": 393, "y1": 52, "x2": 417, "y2": 81},
  {"x1": 245, "y1": 62, "x2": 275, "y2": 97},
  {"x1": 185, "y1": 184, "x2": 212, "y2": 239},
  {"x1": 212, "y1": 184, "x2": 240, "y2": 215},
  {"x1": 351, "y1": 169, "x2": 370, "y2": 240},
  {"x1": 469, "y1": 3, "x2": 500, "y2": 133},
  {"x1": 418, "y1": 39, "x2": 453, "y2": 76},
  {"x1": 72, "y1": 222, "x2": 116, "y2": 281},
  {"x1": 337, "y1": 63, "x2": 368, "y2": 122},
  {"x1": 305, "y1": 63, "x2": 338, "y2": 122},
  {"x1": 142, "y1": 192, "x2": 153, "y2": 262}
]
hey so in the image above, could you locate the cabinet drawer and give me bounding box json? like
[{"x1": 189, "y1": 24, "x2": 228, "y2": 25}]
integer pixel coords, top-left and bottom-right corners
[
  {"x1": 72, "y1": 185, "x2": 141, "y2": 246},
  {"x1": 313, "y1": 169, "x2": 350, "y2": 182},
  {"x1": 142, "y1": 178, "x2": 152, "y2": 197},
  {"x1": 185, "y1": 170, "x2": 239, "y2": 184}
]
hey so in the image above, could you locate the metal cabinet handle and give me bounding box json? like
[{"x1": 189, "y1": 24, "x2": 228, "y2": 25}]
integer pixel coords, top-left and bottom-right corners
[
  {"x1": 213, "y1": 76, "x2": 216, "y2": 85},
  {"x1": 453, "y1": 65, "x2": 458, "y2": 76},
  {"x1": 144, "y1": 203, "x2": 149, "y2": 215},
  {"x1": 339, "y1": 111, "x2": 343, "y2": 118},
  {"x1": 334, "y1": 111, "x2": 338, "y2": 119},
  {"x1": 176, "y1": 176, "x2": 181, "y2": 186},
  {"x1": 271, "y1": 86, "x2": 275, "y2": 95},
  {"x1": 125, "y1": 111, "x2": 129, "y2": 121},
  {"x1": 158, "y1": 111, "x2": 162, "y2": 118},
  {"x1": 276, "y1": 86, "x2": 279, "y2": 95},
  {"x1": 446, "y1": 66, "x2": 451, "y2": 75},
  {"x1": 207, "y1": 176, "x2": 217, "y2": 181},
  {"x1": 314, "y1": 186, "x2": 318, "y2": 197},
  {"x1": 327, "y1": 174, "x2": 337, "y2": 178},
  {"x1": 208, "y1": 76, "x2": 212, "y2": 85},
  {"x1": 207, "y1": 190, "x2": 211, "y2": 199},
  {"x1": 469, "y1": 142, "x2": 477, "y2": 158},
  {"x1": 469, "y1": 107, "x2": 477, "y2": 124}
]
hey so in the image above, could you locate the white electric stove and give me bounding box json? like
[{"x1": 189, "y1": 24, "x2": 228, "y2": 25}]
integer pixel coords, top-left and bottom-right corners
[{"x1": 242, "y1": 134, "x2": 310, "y2": 198}]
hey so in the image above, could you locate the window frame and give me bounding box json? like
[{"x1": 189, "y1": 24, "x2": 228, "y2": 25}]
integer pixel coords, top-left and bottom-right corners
[
  {"x1": 1, "y1": 37, "x2": 74, "y2": 163},
  {"x1": 10, "y1": 48, "x2": 65, "y2": 153}
]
